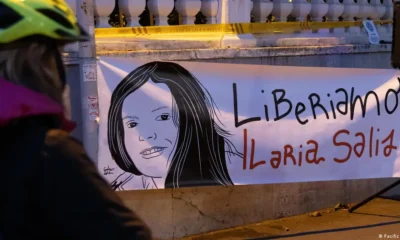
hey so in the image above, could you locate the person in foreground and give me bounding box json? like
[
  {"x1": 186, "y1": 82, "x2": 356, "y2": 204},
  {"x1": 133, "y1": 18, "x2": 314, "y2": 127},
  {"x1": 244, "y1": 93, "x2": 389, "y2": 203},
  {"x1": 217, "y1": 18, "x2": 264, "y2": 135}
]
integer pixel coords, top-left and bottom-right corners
[{"x1": 0, "y1": 0, "x2": 152, "y2": 239}]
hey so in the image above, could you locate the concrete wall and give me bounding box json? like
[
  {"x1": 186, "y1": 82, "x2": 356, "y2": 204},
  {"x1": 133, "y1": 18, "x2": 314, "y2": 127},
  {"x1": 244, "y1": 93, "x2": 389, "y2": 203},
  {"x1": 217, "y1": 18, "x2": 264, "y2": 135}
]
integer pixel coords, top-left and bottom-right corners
[
  {"x1": 64, "y1": 57, "x2": 84, "y2": 142},
  {"x1": 191, "y1": 51, "x2": 393, "y2": 69},
  {"x1": 66, "y1": 47, "x2": 400, "y2": 239},
  {"x1": 119, "y1": 179, "x2": 398, "y2": 239}
]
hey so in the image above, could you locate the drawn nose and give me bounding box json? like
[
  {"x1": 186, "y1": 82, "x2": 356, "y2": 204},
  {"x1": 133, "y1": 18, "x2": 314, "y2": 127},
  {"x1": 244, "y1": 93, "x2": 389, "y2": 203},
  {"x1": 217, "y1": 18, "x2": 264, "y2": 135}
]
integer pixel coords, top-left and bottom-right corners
[
  {"x1": 139, "y1": 133, "x2": 157, "y2": 141},
  {"x1": 148, "y1": 133, "x2": 157, "y2": 140}
]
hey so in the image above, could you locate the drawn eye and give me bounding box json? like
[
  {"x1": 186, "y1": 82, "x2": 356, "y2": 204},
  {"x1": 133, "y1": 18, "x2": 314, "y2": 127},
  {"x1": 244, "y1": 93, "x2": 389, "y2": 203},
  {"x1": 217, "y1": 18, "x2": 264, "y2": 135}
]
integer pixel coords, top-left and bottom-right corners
[
  {"x1": 155, "y1": 114, "x2": 170, "y2": 121},
  {"x1": 127, "y1": 122, "x2": 137, "y2": 128}
]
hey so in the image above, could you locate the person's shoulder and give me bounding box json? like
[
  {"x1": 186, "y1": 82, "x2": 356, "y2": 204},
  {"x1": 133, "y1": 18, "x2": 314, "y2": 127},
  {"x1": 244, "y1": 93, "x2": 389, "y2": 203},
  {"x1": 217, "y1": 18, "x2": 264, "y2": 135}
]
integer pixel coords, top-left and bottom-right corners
[
  {"x1": 45, "y1": 129, "x2": 82, "y2": 147},
  {"x1": 42, "y1": 129, "x2": 100, "y2": 181},
  {"x1": 43, "y1": 129, "x2": 88, "y2": 163}
]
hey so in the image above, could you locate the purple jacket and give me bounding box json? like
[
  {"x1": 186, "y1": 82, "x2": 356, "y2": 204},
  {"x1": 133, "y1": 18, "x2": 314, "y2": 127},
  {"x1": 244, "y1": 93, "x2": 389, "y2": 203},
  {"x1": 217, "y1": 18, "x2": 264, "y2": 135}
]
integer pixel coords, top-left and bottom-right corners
[{"x1": 0, "y1": 78, "x2": 152, "y2": 240}]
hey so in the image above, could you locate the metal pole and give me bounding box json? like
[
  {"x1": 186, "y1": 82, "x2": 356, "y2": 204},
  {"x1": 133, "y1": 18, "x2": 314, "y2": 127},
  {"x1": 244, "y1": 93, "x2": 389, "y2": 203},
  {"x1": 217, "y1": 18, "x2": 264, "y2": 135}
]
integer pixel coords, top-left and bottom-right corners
[{"x1": 76, "y1": 0, "x2": 99, "y2": 164}]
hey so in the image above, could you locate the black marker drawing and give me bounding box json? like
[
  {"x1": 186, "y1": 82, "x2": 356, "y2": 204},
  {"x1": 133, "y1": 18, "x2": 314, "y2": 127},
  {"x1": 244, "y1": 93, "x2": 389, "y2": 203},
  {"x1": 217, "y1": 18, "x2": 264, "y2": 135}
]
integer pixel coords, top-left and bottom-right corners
[
  {"x1": 107, "y1": 61, "x2": 243, "y2": 190},
  {"x1": 103, "y1": 166, "x2": 115, "y2": 175}
]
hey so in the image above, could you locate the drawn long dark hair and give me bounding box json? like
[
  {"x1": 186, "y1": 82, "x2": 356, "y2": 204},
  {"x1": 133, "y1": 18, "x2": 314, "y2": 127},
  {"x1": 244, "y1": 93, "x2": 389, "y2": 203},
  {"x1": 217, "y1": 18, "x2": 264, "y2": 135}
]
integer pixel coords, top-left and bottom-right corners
[{"x1": 108, "y1": 61, "x2": 242, "y2": 188}]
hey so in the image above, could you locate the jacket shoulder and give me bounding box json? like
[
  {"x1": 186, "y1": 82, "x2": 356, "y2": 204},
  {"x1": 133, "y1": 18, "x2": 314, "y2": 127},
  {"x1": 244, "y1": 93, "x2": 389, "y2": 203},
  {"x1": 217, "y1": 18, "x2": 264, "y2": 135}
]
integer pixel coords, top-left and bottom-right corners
[
  {"x1": 45, "y1": 129, "x2": 81, "y2": 146},
  {"x1": 42, "y1": 129, "x2": 93, "y2": 167},
  {"x1": 44, "y1": 130, "x2": 85, "y2": 154}
]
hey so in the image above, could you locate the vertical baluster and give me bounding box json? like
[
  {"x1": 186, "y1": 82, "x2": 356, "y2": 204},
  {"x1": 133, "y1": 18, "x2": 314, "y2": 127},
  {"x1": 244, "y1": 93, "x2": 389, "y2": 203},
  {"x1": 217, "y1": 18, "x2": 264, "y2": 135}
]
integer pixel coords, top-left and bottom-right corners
[
  {"x1": 381, "y1": 0, "x2": 393, "y2": 36},
  {"x1": 370, "y1": 0, "x2": 388, "y2": 37},
  {"x1": 292, "y1": 0, "x2": 312, "y2": 22},
  {"x1": 356, "y1": 0, "x2": 374, "y2": 37},
  {"x1": 200, "y1": 0, "x2": 219, "y2": 24},
  {"x1": 341, "y1": 0, "x2": 359, "y2": 21},
  {"x1": 356, "y1": 0, "x2": 374, "y2": 19},
  {"x1": 370, "y1": 0, "x2": 386, "y2": 19},
  {"x1": 325, "y1": 0, "x2": 345, "y2": 34},
  {"x1": 309, "y1": 0, "x2": 329, "y2": 22},
  {"x1": 120, "y1": 0, "x2": 146, "y2": 26},
  {"x1": 341, "y1": 0, "x2": 360, "y2": 36},
  {"x1": 148, "y1": 0, "x2": 175, "y2": 25},
  {"x1": 247, "y1": 0, "x2": 254, "y2": 22},
  {"x1": 252, "y1": 0, "x2": 274, "y2": 23},
  {"x1": 271, "y1": 0, "x2": 294, "y2": 22},
  {"x1": 307, "y1": 0, "x2": 328, "y2": 36},
  {"x1": 93, "y1": 0, "x2": 113, "y2": 28},
  {"x1": 176, "y1": 0, "x2": 202, "y2": 25}
]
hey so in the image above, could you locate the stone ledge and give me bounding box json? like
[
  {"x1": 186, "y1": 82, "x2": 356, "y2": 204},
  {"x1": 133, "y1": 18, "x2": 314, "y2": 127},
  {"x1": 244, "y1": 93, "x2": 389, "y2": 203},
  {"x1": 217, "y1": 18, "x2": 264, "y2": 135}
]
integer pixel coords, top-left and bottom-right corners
[
  {"x1": 94, "y1": 28, "x2": 392, "y2": 52},
  {"x1": 118, "y1": 178, "x2": 397, "y2": 239},
  {"x1": 96, "y1": 44, "x2": 392, "y2": 61}
]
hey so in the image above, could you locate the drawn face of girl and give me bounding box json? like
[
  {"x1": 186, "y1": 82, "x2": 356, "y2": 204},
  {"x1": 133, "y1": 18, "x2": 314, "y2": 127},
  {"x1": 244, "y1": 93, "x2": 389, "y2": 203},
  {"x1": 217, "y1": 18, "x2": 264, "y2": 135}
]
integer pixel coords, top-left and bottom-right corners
[{"x1": 122, "y1": 82, "x2": 178, "y2": 178}]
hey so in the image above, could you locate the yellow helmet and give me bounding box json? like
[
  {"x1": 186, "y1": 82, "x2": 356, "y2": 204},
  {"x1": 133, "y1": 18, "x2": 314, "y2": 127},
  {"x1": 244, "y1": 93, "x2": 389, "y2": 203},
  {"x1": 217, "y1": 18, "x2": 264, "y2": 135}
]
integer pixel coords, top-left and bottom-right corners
[{"x1": 0, "y1": 0, "x2": 90, "y2": 44}]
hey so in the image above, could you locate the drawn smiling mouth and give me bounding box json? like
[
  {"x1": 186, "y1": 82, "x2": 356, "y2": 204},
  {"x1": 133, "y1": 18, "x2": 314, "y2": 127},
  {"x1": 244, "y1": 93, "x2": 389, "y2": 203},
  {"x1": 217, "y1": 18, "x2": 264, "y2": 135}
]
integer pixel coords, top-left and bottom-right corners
[{"x1": 140, "y1": 146, "x2": 167, "y2": 159}]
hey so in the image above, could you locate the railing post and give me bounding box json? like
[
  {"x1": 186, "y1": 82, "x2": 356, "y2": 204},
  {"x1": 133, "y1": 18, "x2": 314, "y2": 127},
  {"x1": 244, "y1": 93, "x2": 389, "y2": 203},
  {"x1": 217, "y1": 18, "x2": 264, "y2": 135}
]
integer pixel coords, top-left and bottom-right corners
[
  {"x1": 219, "y1": 0, "x2": 255, "y2": 48},
  {"x1": 175, "y1": 0, "x2": 202, "y2": 25},
  {"x1": 382, "y1": 0, "x2": 394, "y2": 36},
  {"x1": 356, "y1": 0, "x2": 374, "y2": 20},
  {"x1": 219, "y1": 0, "x2": 253, "y2": 23},
  {"x1": 120, "y1": 0, "x2": 146, "y2": 26},
  {"x1": 76, "y1": 0, "x2": 99, "y2": 163},
  {"x1": 309, "y1": 0, "x2": 329, "y2": 22},
  {"x1": 252, "y1": 0, "x2": 273, "y2": 23},
  {"x1": 341, "y1": 0, "x2": 360, "y2": 36},
  {"x1": 147, "y1": 0, "x2": 175, "y2": 25},
  {"x1": 371, "y1": 0, "x2": 387, "y2": 36},
  {"x1": 93, "y1": 0, "x2": 113, "y2": 28},
  {"x1": 271, "y1": 0, "x2": 293, "y2": 22},
  {"x1": 292, "y1": 0, "x2": 312, "y2": 22},
  {"x1": 201, "y1": 0, "x2": 219, "y2": 24},
  {"x1": 325, "y1": 0, "x2": 344, "y2": 34}
]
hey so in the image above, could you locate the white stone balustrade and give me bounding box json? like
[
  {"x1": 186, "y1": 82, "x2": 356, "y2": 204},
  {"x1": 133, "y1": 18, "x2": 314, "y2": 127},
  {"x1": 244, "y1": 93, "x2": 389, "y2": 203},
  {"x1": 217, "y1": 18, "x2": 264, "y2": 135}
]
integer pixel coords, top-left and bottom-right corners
[
  {"x1": 341, "y1": 0, "x2": 359, "y2": 21},
  {"x1": 65, "y1": 0, "x2": 393, "y2": 47},
  {"x1": 271, "y1": 0, "x2": 293, "y2": 22},
  {"x1": 382, "y1": 0, "x2": 394, "y2": 36},
  {"x1": 219, "y1": 0, "x2": 253, "y2": 23},
  {"x1": 120, "y1": 0, "x2": 146, "y2": 26},
  {"x1": 371, "y1": 0, "x2": 387, "y2": 35},
  {"x1": 148, "y1": 0, "x2": 175, "y2": 26},
  {"x1": 67, "y1": 0, "x2": 395, "y2": 27},
  {"x1": 291, "y1": 0, "x2": 312, "y2": 22},
  {"x1": 324, "y1": 0, "x2": 344, "y2": 34},
  {"x1": 356, "y1": 0, "x2": 374, "y2": 19},
  {"x1": 251, "y1": 0, "x2": 273, "y2": 23},
  {"x1": 176, "y1": 0, "x2": 202, "y2": 25},
  {"x1": 326, "y1": 0, "x2": 344, "y2": 22},
  {"x1": 340, "y1": 0, "x2": 360, "y2": 35},
  {"x1": 309, "y1": 0, "x2": 329, "y2": 22},
  {"x1": 370, "y1": 0, "x2": 386, "y2": 20},
  {"x1": 291, "y1": 0, "x2": 311, "y2": 34},
  {"x1": 93, "y1": 0, "x2": 113, "y2": 28},
  {"x1": 201, "y1": 0, "x2": 219, "y2": 24}
]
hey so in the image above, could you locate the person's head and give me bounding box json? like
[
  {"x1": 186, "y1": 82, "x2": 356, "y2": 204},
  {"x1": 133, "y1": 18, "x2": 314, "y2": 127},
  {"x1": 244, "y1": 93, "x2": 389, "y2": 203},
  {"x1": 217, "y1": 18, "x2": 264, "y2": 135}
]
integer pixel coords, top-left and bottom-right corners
[
  {"x1": 108, "y1": 61, "x2": 242, "y2": 188},
  {"x1": 0, "y1": 0, "x2": 89, "y2": 104}
]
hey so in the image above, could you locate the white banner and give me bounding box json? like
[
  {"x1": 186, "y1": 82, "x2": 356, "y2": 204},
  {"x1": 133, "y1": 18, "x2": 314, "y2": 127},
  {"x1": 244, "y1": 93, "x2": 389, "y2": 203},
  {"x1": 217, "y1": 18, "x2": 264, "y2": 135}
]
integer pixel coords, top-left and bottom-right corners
[{"x1": 97, "y1": 57, "x2": 400, "y2": 191}]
